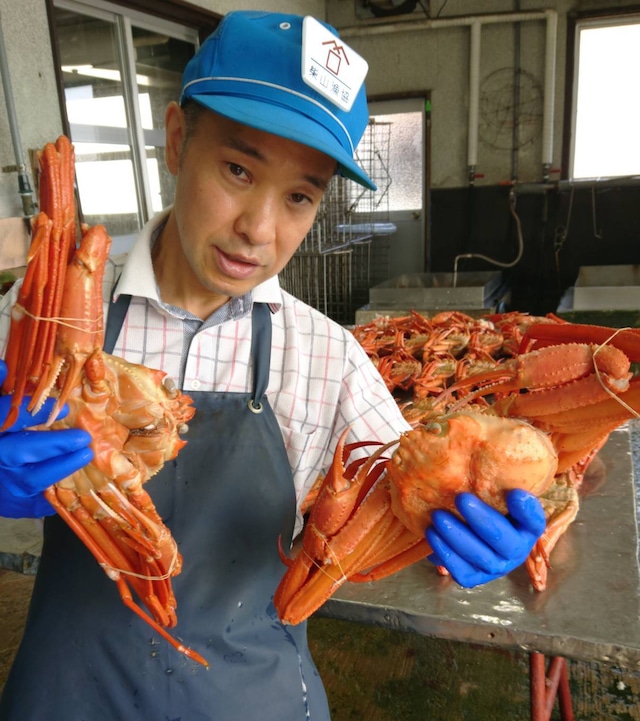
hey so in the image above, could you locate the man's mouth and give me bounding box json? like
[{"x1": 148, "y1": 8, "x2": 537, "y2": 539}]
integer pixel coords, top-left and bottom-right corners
[{"x1": 216, "y1": 248, "x2": 261, "y2": 280}]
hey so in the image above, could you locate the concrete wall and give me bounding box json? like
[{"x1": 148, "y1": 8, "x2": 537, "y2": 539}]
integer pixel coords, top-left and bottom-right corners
[
  {"x1": 326, "y1": 0, "x2": 636, "y2": 189},
  {"x1": 0, "y1": 0, "x2": 64, "y2": 219}
]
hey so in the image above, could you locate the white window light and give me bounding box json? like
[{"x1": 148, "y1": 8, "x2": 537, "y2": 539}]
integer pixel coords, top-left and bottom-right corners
[{"x1": 570, "y1": 18, "x2": 640, "y2": 180}]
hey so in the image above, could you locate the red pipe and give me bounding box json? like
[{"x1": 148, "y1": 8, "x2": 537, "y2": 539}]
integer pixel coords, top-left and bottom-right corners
[{"x1": 530, "y1": 653, "x2": 575, "y2": 721}]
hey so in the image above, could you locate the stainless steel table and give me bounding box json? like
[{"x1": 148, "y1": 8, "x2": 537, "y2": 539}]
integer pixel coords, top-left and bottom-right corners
[{"x1": 318, "y1": 425, "x2": 639, "y2": 718}]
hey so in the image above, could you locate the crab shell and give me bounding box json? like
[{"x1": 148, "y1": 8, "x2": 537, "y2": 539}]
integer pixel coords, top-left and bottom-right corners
[
  {"x1": 50, "y1": 350, "x2": 195, "y2": 488},
  {"x1": 387, "y1": 412, "x2": 559, "y2": 538}
]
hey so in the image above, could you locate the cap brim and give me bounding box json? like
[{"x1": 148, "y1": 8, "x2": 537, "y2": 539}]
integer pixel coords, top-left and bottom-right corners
[{"x1": 190, "y1": 94, "x2": 377, "y2": 191}]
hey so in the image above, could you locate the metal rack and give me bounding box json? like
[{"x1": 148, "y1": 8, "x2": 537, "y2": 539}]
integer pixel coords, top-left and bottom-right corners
[{"x1": 279, "y1": 119, "x2": 393, "y2": 325}]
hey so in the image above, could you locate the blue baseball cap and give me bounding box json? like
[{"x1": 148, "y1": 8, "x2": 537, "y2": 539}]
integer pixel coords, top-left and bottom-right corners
[{"x1": 180, "y1": 11, "x2": 376, "y2": 190}]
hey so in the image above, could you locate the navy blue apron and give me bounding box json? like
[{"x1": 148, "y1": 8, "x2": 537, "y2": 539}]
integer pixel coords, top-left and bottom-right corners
[{"x1": 0, "y1": 300, "x2": 330, "y2": 721}]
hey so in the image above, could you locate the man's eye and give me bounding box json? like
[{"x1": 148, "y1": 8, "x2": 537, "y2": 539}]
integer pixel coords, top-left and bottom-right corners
[
  {"x1": 228, "y1": 163, "x2": 246, "y2": 178},
  {"x1": 290, "y1": 193, "x2": 311, "y2": 205}
]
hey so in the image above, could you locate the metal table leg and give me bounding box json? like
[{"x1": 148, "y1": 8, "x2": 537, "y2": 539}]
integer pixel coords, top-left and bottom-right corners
[{"x1": 530, "y1": 652, "x2": 575, "y2": 721}]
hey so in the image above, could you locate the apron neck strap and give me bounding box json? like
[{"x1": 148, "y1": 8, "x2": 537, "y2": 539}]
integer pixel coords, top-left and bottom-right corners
[
  {"x1": 104, "y1": 293, "x2": 272, "y2": 402},
  {"x1": 104, "y1": 293, "x2": 131, "y2": 355},
  {"x1": 250, "y1": 302, "x2": 272, "y2": 403}
]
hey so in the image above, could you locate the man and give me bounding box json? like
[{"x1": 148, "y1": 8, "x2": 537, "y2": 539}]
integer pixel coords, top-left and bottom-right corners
[{"x1": 0, "y1": 11, "x2": 544, "y2": 720}]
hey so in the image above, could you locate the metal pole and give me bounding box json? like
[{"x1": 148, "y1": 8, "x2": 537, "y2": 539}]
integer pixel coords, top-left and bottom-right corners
[{"x1": 0, "y1": 9, "x2": 35, "y2": 218}]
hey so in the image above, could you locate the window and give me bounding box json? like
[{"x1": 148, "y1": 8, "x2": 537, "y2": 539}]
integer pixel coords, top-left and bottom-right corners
[
  {"x1": 570, "y1": 15, "x2": 640, "y2": 180},
  {"x1": 50, "y1": 0, "x2": 201, "y2": 251},
  {"x1": 368, "y1": 103, "x2": 424, "y2": 213}
]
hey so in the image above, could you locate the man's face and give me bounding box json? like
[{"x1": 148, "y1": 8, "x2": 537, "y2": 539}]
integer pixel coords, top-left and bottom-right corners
[{"x1": 160, "y1": 104, "x2": 336, "y2": 315}]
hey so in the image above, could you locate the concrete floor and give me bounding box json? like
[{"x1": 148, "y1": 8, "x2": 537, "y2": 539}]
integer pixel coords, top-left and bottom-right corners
[{"x1": 0, "y1": 518, "x2": 42, "y2": 575}]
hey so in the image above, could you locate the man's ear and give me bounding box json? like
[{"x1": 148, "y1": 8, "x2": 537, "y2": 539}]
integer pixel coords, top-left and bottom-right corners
[{"x1": 164, "y1": 101, "x2": 185, "y2": 176}]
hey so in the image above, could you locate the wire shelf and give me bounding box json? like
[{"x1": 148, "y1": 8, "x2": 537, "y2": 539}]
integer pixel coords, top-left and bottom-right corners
[{"x1": 280, "y1": 120, "x2": 393, "y2": 325}]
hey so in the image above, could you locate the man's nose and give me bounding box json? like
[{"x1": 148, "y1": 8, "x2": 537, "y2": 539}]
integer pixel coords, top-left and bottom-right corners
[{"x1": 234, "y1": 194, "x2": 278, "y2": 246}]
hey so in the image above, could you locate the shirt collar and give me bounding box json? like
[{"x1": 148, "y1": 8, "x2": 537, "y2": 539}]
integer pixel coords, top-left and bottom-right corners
[
  {"x1": 113, "y1": 207, "x2": 284, "y2": 313},
  {"x1": 112, "y1": 208, "x2": 166, "y2": 303}
]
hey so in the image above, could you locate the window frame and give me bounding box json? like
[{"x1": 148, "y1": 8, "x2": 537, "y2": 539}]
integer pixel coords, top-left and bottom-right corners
[
  {"x1": 563, "y1": 7, "x2": 640, "y2": 181},
  {"x1": 45, "y1": 0, "x2": 218, "y2": 235}
]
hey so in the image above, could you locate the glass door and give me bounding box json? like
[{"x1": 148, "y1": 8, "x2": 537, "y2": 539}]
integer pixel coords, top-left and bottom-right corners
[{"x1": 368, "y1": 97, "x2": 428, "y2": 278}]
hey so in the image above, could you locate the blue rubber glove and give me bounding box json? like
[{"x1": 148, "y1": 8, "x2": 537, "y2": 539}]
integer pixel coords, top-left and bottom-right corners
[
  {"x1": 425, "y1": 490, "x2": 546, "y2": 587},
  {"x1": 0, "y1": 360, "x2": 94, "y2": 519}
]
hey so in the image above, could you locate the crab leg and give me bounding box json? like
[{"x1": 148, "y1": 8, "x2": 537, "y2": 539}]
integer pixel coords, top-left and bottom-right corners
[
  {"x1": 493, "y1": 367, "x2": 631, "y2": 421},
  {"x1": 522, "y1": 321, "x2": 640, "y2": 357},
  {"x1": 348, "y1": 500, "x2": 429, "y2": 583},
  {"x1": 526, "y1": 489, "x2": 580, "y2": 591},
  {"x1": 277, "y1": 492, "x2": 403, "y2": 625},
  {"x1": 48, "y1": 485, "x2": 177, "y2": 619},
  {"x1": 29, "y1": 223, "x2": 109, "y2": 424},
  {"x1": 44, "y1": 486, "x2": 207, "y2": 667},
  {"x1": 274, "y1": 431, "x2": 390, "y2": 620},
  {"x1": 448, "y1": 343, "x2": 631, "y2": 402},
  {"x1": 527, "y1": 380, "x2": 640, "y2": 471},
  {"x1": 0, "y1": 137, "x2": 77, "y2": 423},
  {"x1": 540, "y1": 380, "x2": 640, "y2": 435},
  {"x1": 29, "y1": 141, "x2": 76, "y2": 386},
  {"x1": 0, "y1": 214, "x2": 52, "y2": 429}
]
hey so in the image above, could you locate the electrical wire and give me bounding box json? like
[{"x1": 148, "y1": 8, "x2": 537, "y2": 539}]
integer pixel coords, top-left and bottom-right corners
[
  {"x1": 553, "y1": 185, "x2": 574, "y2": 275},
  {"x1": 452, "y1": 190, "x2": 524, "y2": 287},
  {"x1": 591, "y1": 186, "x2": 602, "y2": 239},
  {"x1": 435, "y1": 0, "x2": 448, "y2": 18}
]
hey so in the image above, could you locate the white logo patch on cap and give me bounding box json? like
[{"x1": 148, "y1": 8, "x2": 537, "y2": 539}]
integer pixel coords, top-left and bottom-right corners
[{"x1": 301, "y1": 16, "x2": 368, "y2": 112}]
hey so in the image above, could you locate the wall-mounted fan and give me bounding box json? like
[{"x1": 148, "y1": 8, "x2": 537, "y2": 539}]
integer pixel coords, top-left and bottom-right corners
[
  {"x1": 360, "y1": 1, "x2": 420, "y2": 19},
  {"x1": 479, "y1": 68, "x2": 544, "y2": 151}
]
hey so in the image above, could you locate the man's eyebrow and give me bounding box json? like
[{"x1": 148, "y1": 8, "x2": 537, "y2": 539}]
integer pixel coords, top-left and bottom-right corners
[
  {"x1": 305, "y1": 171, "x2": 333, "y2": 192},
  {"x1": 225, "y1": 137, "x2": 265, "y2": 161},
  {"x1": 225, "y1": 137, "x2": 334, "y2": 191}
]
